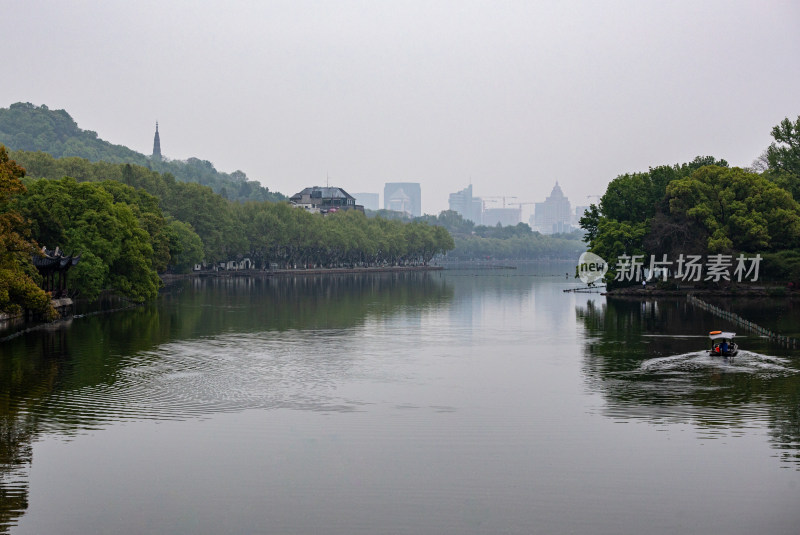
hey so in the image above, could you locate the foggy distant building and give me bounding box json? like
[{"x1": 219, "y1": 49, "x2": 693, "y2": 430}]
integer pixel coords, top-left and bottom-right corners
[
  {"x1": 384, "y1": 182, "x2": 421, "y2": 217},
  {"x1": 483, "y1": 208, "x2": 520, "y2": 227},
  {"x1": 573, "y1": 205, "x2": 589, "y2": 227},
  {"x1": 353, "y1": 192, "x2": 379, "y2": 211},
  {"x1": 152, "y1": 122, "x2": 162, "y2": 161},
  {"x1": 448, "y1": 184, "x2": 481, "y2": 224},
  {"x1": 533, "y1": 182, "x2": 572, "y2": 234}
]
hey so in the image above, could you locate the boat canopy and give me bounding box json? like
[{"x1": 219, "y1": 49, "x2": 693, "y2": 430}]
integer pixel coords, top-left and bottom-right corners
[{"x1": 709, "y1": 331, "x2": 736, "y2": 341}]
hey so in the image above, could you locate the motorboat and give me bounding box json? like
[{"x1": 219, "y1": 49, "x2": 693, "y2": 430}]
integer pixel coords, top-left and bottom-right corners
[{"x1": 709, "y1": 331, "x2": 738, "y2": 356}]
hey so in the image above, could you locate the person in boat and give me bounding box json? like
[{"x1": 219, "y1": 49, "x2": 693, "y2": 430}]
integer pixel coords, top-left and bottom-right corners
[{"x1": 720, "y1": 340, "x2": 729, "y2": 353}]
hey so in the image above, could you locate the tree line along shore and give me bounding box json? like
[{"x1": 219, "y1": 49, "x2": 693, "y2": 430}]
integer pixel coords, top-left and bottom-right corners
[
  {"x1": 3, "y1": 106, "x2": 799, "y2": 320},
  {"x1": 0, "y1": 145, "x2": 458, "y2": 319},
  {"x1": 0, "y1": 102, "x2": 582, "y2": 320},
  {"x1": 579, "y1": 115, "x2": 800, "y2": 292}
]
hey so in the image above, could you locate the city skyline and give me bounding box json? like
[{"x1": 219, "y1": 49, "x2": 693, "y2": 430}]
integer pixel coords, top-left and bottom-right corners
[{"x1": 4, "y1": 1, "x2": 799, "y2": 214}]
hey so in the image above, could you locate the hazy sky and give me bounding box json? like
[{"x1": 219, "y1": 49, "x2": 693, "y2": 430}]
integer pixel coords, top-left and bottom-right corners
[{"x1": 5, "y1": 0, "x2": 800, "y2": 216}]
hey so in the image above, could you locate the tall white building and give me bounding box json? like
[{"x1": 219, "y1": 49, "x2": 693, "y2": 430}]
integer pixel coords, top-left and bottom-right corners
[{"x1": 533, "y1": 182, "x2": 572, "y2": 234}]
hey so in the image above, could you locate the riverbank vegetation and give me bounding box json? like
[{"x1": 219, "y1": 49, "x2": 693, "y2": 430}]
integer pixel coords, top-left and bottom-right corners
[
  {"x1": 0, "y1": 147, "x2": 56, "y2": 318},
  {"x1": 581, "y1": 115, "x2": 800, "y2": 288},
  {"x1": 0, "y1": 145, "x2": 455, "y2": 311}
]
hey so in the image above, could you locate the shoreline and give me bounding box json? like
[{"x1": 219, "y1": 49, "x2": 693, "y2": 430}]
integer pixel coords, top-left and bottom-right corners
[
  {"x1": 159, "y1": 264, "x2": 444, "y2": 284},
  {"x1": 1, "y1": 265, "x2": 445, "y2": 339}
]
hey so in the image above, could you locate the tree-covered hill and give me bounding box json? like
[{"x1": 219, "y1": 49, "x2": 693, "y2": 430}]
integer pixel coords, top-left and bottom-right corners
[{"x1": 0, "y1": 102, "x2": 286, "y2": 203}]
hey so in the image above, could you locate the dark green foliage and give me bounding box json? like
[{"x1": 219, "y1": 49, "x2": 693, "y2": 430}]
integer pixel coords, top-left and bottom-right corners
[
  {"x1": 15, "y1": 177, "x2": 162, "y2": 301},
  {"x1": 581, "y1": 157, "x2": 736, "y2": 279},
  {"x1": 666, "y1": 166, "x2": 800, "y2": 253},
  {"x1": 760, "y1": 250, "x2": 800, "y2": 285},
  {"x1": 160, "y1": 180, "x2": 247, "y2": 262},
  {"x1": 234, "y1": 203, "x2": 454, "y2": 268},
  {"x1": 582, "y1": 116, "x2": 800, "y2": 285},
  {"x1": 164, "y1": 219, "x2": 205, "y2": 274}
]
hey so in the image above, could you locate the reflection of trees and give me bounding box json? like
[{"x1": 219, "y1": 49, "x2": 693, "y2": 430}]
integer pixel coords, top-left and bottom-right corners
[
  {"x1": 174, "y1": 271, "x2": 453, "y2": 334},
  {"x1": 0, "y1": 413, "x2": 31, "y2": 533},
  {"x1": 0, "y1": 271, "x2": 452, "y2": 531},
  {"x1": 0, "y1": 329, "x2": 65, "y2": 532},
  {"x1": 577, "y1": 297, "x2": 800, "y2": 467}
]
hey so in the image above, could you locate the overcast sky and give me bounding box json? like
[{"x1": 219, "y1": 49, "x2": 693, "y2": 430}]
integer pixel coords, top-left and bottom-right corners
[{"x1": 5, "y1": 0, "x2": 800, "y2": 216}]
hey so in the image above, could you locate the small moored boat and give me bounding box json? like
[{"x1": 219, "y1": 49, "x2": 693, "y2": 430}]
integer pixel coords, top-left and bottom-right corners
[{"x1": 709, "y1": 331, "x2": 738, "y2": 356}]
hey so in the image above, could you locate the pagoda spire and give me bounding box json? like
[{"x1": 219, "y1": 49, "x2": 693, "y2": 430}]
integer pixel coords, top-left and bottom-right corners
[{"x1": 152, "y1": 121, "x2": 162, "y2": 161}]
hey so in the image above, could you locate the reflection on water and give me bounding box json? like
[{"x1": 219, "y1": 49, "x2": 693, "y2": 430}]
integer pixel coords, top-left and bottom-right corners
[
  {"x1": 0, "y1": 272, "x2": 452, "y2": 531},
  {"x1": 577, "y1": 297, "x2": 800, "y2": 466},
  {"x1": 2, "y1": 268, "x2": 800, "y2": 534}
]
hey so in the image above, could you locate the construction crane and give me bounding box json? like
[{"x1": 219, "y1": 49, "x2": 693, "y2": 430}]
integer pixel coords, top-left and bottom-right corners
[
  {"x1": 508, "y1": 202, "x2": 536, "y2": 224},
  {"x1": 482, "y1": 195, "x2": 518, "y2": 208},
  {"x1": 480, "y1": 198, "x2": 498, "y2": 211}
]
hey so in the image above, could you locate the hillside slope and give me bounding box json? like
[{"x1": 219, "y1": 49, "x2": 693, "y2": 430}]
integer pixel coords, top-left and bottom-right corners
[{"x1": 0, "y1": 102, "x2": 285, "y2": 202}]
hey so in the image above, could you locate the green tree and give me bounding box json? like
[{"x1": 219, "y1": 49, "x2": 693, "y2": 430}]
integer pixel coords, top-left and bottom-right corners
[
  {"x1": 766, "y1": 115, "x2": 800, "y2": 177},
  {"x1": 16, "y1": 177, "x2": 161, "y2": 301},
  {"x1": 97, "y1": 180, "x2": 171, "y2": 272},
  {"x1": 666, "y1": 166, "x2": 800, "y2": 253},
  {"x1": 164, "y1": 219, "x2": 204, "y2": 273},
  {"x1": 0, "y1": 145, "x2": 54, "y2": 317},
  {"x1": 763, "y1": 115, "x2": 800, "y2": 201}
]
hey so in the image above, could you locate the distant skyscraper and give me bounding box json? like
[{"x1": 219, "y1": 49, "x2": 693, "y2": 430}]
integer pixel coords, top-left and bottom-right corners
[
  {"x1": 152, "y1": 122, "x2": 162, "y2": 161},
  {"x1": 384, "y1": 182, "x2": 421, "y2": 217},
  {"x1": 448, "y1": 184, "x2": 481, "y2": 224},
  {"x1": 573, "y1": 205, "x2": 589, "y2": 227},
  {"x1": 533, "y1": 182, "x2": 572, "y2": 234},
  {"x1": 353, "y1": 192, "x2": 380, "y2": 211},
  {"x1": 483, "y1": 208, "x2": 520, "y2": 227}
]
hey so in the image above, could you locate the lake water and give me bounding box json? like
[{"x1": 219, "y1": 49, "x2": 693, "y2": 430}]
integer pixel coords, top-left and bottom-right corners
[{"x1": 2, "y1": 267, "x2": 799, "y2": 534}]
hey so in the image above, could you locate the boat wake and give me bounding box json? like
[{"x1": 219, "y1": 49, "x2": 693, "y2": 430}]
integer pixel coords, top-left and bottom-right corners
[{"x1": 638, "y1": 350, "x2": 795, "y2": 377}]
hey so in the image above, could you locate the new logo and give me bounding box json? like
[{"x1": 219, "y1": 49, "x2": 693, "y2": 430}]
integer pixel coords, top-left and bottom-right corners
[{"x1": 578, "y1": 252, "x2": 608, "y2": 284}]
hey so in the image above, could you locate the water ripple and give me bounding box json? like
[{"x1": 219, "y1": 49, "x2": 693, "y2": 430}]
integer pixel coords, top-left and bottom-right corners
[
  {"x1": 25, "y1": 330, "x2": 366, "y2": 433},
  {"x1": 594, "y1": 351, "x2": 798, "y2": 429},
  {"x1": 639, "y1": 350, "x2": 796, "y2": 377}
]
